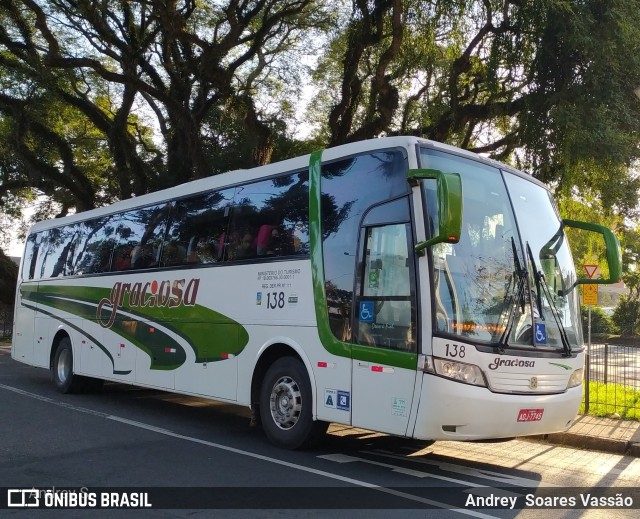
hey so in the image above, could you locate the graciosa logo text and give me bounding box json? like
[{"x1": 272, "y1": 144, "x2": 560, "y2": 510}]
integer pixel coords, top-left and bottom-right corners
[{"x1": 97, "y1": 279, "x2": 200, "y2": 328}]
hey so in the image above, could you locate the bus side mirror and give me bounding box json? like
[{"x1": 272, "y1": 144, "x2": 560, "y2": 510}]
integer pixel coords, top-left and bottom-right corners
[
  {"x1": 563, "y1": 219, "x2": 622, "y2": 285},
  {"x1": 408, "y1": 169, "x2": 463, "y2": 254}
]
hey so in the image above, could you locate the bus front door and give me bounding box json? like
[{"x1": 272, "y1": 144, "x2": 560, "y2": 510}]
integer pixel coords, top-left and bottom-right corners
[{"x1": 350, "y1": 222, "x2": 419, "y2": 436}]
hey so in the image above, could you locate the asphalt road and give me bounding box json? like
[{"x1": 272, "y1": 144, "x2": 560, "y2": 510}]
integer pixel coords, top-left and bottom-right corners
[{"x1": 1, "y1": 347, "x2": 639, "y2": 518}]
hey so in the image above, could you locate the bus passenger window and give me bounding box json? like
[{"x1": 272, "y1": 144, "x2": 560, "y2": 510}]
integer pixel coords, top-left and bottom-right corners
[
  {"x1": 162, "y1": 241, "x2": 186, "y2": 266},
  {"x1": 112, "y1": 245, "x2": 132, "y2": 271},
  {"x1": 23, "y1": 233, "x2": 42, "y2": 281},
  {"x1": 355, "y1": 223, "x2": 416, "y2": 352},
  {"x1": 227, "y1": 171, "x2": 309, "y2": 262},
  {"x1": 131, "y1": 244, "x2": 156, "y2": 269},
  {"x1": 163, "y1": 189, "x2": 234, "y2": 266}
]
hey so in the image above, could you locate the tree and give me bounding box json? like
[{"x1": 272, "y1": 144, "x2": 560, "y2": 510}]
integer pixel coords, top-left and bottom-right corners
[
  {"x1": 310, "y1": 0, "x2": 640, "y2": 216},
  {"x1": 0, "y1": 247, "x2": 18, "y2": 305},
  {"x1": 0, "y1": 0, "x2": 332, "y2": 218},
  {"x1": 613, "y1": 297, "x2": 640, "y2": 337},
  {"x1": 1, "y1": 0, "x2": 640, "y2": 233},
  {"x1": 581, "y1": 305, "x2": 617, "y2": 338},
  {"x1": 619, "y1": 226, "x2": 640, "y2": 283}
]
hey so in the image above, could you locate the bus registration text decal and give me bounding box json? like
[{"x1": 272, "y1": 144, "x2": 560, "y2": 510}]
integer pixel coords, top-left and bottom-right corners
[
  {"x1": 256, "y1": 268, "x2": 302, "y2": 309},
  {"x1": 517, "y1": 408, "x2": 544, "y2": 422}
]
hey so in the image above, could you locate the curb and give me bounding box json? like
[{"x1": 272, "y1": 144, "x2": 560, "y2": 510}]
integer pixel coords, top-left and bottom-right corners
[{"x1": 529, "y1": 432, "x2": 640, "y2": 457}]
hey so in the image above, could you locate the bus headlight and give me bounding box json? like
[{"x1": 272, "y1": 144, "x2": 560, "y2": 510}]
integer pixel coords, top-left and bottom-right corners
[
  {"x1": 433, "y1": 357, "x2": 487, "y2": 387},
  {"x1": 567, "y1": 368, "x2": 583, "y2": 389}
]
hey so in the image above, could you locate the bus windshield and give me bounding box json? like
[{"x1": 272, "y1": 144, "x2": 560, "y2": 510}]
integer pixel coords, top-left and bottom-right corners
[
  {"x1": 419, "y1": 147, "x2": 582, "y2": 351},
  {"x1": 504, "y1": 173, "x2": 582, "y2": 350}
]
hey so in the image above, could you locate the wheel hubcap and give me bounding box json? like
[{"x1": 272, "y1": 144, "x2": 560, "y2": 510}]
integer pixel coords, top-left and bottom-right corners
[
  {"x1": 57, "y1": 348, "x2": 71, "y2": 384},
  {"x1": 269, "y1": 375, "x2": 302, "y2": 430}
]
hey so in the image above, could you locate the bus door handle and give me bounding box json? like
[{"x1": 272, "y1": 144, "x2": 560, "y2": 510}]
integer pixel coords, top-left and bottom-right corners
[{"x1": 357, "y1": 361, "x2": 369, "y2": 369}]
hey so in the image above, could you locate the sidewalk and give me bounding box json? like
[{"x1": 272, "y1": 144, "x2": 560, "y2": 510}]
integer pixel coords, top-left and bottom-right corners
[
  {"x1": 1, "y1": 338, "x2": 639, "y2": 456},
  {"x1": 530, "y1": 414, "x2": 640, "y2": 456}
]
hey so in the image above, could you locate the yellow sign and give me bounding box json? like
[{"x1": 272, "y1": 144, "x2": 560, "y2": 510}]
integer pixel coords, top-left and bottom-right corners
[{"x1": 582, "y1": 284, "x2": 598, "y2": 305}]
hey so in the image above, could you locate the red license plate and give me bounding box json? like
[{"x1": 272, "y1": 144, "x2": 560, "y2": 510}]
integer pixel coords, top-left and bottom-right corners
[{"x1": 517, "y1": 408, "x2": 544, "y2": 422}]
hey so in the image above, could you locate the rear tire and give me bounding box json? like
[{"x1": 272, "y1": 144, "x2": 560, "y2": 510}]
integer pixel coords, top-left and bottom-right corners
[
  {"x1": 259, "y1": 357, "x2": 327, "y2": 449},
  {"x1": 51, "y1": 337, "x2": 83, "y2": 394}
]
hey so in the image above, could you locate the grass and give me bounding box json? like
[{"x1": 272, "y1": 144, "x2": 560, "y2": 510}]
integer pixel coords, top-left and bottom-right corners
[{"x1": 580, "y1": 381, "x2": 640, "y2": 420}]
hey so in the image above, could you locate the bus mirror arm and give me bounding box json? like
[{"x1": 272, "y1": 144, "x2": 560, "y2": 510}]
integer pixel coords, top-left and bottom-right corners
[
  {"x1": 407, "y1": 169, "x2": 463, "y2": 254},
  {"x1": 415, "y1": 235, "x2": 452, "y2": 255},
  {"x1": 562, "y1": 219, "x2": 623, "y2": 285}
]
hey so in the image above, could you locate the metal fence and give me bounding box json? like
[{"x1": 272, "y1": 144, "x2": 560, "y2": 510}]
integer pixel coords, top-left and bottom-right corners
[
  {"x1": 584, "y1": 343, "x2": 640, "y2": 420},
  {"x1": 0, "y1": 304, "x2": 12, "y2": 338}
]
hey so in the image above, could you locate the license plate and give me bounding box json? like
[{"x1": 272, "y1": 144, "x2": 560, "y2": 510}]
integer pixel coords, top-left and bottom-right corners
[{"x1": 517, "y1": 408, "x2": 544, "y2": 422}]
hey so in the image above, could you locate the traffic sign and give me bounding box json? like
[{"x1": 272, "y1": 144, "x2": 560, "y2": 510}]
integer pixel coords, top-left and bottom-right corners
[
  {"x1": 582, "y1": 284, "x2": 598, "y2": 305},
  {"x1": 583, "y1": 264, "x2": 599, "y2": 279}
]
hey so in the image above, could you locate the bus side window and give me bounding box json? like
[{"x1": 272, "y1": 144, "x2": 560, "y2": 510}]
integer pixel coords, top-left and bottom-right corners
[
  {"x1": 23, "y1": 233, "x2": 42, "y2": 281},
  {"x1": 72, "y1": 216, "x2": 119, "y2": 275},
  {"x1": 227, "y1": 171, "x2": 309, "y2": 262},
  {"x1": 163, "y1": 189, "x2": 234, "y2": 266},
  {"x1": 118, "y1": 204, "x2": 170, "y2": 271},
  {"x1": 112, "y1": 245, "x2": 132, "y2": 270},
  {"x1": 354, "y1": 223, "x2": 416, "y2": 352}
]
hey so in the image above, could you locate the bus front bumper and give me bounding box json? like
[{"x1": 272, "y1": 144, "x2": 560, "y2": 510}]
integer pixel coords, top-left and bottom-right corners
[{"x1": 411, "y1": 374, "x2": 582, "y2": 441}]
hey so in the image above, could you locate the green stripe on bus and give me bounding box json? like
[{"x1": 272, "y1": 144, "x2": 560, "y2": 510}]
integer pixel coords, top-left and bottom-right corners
[
  {"x1": 309, "y1": 149, "x2": 350, "y2": 360},
  {"x1": 21, "y1": 301, "x2": 131, "y2": 375},
  {"x1": 23, "y1": 284, "x2": 249, "y2": 365},
  {"x1": 24, "y1": 290, "x2": 186, "y2": 369}
]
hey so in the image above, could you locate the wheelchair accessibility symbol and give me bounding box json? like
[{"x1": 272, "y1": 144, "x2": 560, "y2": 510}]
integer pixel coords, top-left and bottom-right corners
[
  {"x1": 359, "y1": 301, "x2": 375, "y2": 323},
  {"x1": 534, "y1": 322, "x2": 547, "y2": 345}
]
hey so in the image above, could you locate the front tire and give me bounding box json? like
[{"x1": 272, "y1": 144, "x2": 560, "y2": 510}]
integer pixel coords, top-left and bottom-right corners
[
  {"x1": 259, "y1": 357, "x2": 327, "y2": 449},
  {"x1": 52, "y1": 337, "x2": 83, "y2": 394}
]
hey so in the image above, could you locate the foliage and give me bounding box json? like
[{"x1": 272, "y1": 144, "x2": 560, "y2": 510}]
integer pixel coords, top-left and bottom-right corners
[
  {"x1": 623, "y1": 270, "x2": 640, "y2": 302},
  {"x1": 580, "y1": 305, "x2": 617, "y2": 338},
  {"x1": 0, "y1": 0, "x2": 333, "y2": 219},
  {"x1": 311, "y1": 0, "x2": 640, "y2": 215},
  {"x1": 580, "y1": 381, "x2": 640, "y2": 420},
  {"x1": 0, "y1": 0, "x2": 639, "y2": 239},
  {"x1": 612, "y1": 297, "x2": 640, "y2": 337},
  {"x1": 560, "y1": 197, "x2": 623, "y2": 281},
  {"x1": 0, "y1": 247, "x2": 17, "y2": 305},
  {"x1": 619, "y1": 226, "x2": 640, "y2": 298}
]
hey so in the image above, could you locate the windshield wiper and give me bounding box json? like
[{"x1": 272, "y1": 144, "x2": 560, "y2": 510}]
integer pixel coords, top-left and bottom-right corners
[
  {"x1": 526, "y1": 243, "x2": 545, "y2": 320},
  {"x1": 496, "y1": 238, "x2": 527, "y2": 350},
  {"x1": 525, "y1": 242, "x2": 572, "y2": 355}
]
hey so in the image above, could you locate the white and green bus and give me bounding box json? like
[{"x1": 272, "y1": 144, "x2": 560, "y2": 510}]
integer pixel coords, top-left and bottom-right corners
[{"x1": 12, "y1": 136, "x2": 621, "y2": 449}]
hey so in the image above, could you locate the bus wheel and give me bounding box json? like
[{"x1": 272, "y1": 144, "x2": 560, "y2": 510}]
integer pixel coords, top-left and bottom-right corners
[
  {"x1": 52, "y1": 338, "x2": 82, "y2": 394},
  {"x1": 259, "y1": 357, "x2": 327, "y2": 449}
]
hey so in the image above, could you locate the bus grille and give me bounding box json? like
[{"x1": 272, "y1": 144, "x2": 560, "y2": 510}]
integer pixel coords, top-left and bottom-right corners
[{"x1": 486, "y1": 372, "x2": 568, "y2": 394}]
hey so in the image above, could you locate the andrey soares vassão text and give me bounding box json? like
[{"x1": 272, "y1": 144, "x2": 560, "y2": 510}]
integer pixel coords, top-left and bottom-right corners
[{"x1": 465, "y1": 492, "x2": 635, "y2": 509}]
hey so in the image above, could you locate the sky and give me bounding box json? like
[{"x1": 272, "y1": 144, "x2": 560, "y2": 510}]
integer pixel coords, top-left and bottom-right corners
[{"x1": 5, "y1": 218, "x2": 27, "y2": 257}]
